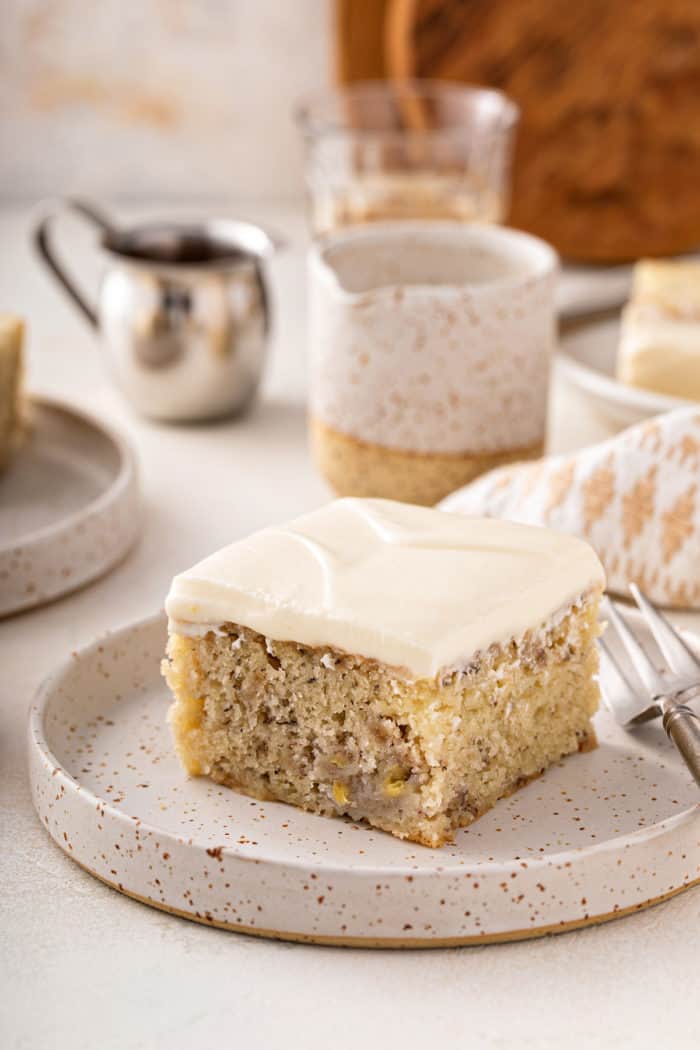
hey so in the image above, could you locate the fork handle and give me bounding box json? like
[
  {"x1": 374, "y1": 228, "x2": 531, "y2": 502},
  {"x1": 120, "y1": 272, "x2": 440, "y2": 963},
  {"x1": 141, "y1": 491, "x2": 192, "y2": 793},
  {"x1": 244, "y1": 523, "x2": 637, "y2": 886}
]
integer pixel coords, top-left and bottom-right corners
[{"x1": 663, "y1": 702, "x2": 700, "y2": 788}]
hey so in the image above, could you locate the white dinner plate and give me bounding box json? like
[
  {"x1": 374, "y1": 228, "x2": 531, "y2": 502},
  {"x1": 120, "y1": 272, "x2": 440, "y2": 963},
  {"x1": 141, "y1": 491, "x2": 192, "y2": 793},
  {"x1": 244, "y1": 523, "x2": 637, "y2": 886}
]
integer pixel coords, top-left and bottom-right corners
[
  {"x1": 0, "y1": 396, "x2": 140, "y2": 616},
  {"x1": 29, "y1": 611, "x2": 699, "y2": 947},
  {"x1": 556, "y1": 317, "x2": 694, "y2": 427}
]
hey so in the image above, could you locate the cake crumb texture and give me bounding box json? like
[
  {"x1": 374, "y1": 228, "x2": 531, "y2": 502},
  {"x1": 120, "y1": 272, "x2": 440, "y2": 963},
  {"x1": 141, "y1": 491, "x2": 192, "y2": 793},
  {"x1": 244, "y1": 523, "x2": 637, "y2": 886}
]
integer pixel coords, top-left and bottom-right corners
[{"x1": 164, "y1": 593, "x2": 601, "y2": 848}]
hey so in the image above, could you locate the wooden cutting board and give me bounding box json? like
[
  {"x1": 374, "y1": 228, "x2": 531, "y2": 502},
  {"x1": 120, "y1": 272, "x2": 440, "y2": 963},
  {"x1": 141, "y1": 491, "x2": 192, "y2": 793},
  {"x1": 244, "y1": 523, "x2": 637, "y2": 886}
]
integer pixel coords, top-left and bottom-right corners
[{"x1": 336, "y1": 0, "x2": 700, "y2": 262}]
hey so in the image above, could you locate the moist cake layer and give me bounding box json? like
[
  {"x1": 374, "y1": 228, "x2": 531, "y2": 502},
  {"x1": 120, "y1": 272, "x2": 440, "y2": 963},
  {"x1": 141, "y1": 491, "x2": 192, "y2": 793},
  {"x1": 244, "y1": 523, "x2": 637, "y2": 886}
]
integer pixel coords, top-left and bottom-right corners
[
  {"x1": 166, "y1": 499, "x2": 604, "y2": 680},
  {"x1": 165, "y1": 593, "x2": 601, "y2": 847}
]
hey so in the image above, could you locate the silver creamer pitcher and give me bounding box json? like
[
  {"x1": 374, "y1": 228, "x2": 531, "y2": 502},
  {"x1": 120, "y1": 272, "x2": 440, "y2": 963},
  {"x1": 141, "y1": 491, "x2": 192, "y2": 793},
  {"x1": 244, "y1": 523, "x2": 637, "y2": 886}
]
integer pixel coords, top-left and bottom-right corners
[{"x1": 34, "y1": 199, "x2": 280, "y2": 421}]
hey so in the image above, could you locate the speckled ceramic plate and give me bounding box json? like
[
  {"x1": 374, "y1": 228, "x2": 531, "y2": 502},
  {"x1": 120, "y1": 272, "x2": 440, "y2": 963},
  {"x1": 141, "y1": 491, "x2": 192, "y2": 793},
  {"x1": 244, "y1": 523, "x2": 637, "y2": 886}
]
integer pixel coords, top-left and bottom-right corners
[
  {"x1": 29, "y1": 611, "x2": 700, "y2": 947},
  {"x1": 0, "y1": 397, "x2": 140, "y2": 616},
  {"x1": 556, "y1": 318, "x2": 694, "y2": 427}
]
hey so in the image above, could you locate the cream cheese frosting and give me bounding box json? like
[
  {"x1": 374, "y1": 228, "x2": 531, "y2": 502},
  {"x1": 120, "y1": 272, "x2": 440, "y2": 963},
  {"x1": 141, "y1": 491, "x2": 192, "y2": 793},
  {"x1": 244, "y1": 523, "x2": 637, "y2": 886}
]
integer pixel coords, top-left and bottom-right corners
[{"x1": 166, "y1": 498, "x2": 604, "y2": 679}]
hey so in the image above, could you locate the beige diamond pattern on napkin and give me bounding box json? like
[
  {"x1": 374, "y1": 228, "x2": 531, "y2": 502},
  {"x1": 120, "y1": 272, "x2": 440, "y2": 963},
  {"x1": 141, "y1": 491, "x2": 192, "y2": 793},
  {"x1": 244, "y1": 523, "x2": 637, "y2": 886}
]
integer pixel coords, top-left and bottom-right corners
[{"x1": 440, "y1": 410, "x2": 700, "y2": 608}]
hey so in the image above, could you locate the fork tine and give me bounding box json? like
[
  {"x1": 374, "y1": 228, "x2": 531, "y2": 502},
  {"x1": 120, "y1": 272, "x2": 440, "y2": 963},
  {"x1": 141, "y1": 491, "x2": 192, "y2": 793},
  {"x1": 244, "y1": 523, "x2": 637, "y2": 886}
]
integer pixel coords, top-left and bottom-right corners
[
  {"x1": 601, "y1": 596, "x2": 669, "y2": 698},
  {"x1": 598, "y1": 638, "x2": 636, "y2": 704},
  {"x1": 598, "y1": 638, "x2": 658, "y2": 725},
  {"x1": 629, "y1": 583, "x2": 700, "y2": 680}
]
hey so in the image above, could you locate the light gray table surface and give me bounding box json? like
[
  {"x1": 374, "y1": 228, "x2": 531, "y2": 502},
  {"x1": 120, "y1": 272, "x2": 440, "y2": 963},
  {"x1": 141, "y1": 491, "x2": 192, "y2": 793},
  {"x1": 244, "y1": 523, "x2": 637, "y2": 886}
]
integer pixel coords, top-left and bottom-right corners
[{"x1": 1, "y1": 201, "x2": 698, "y2": 1050}]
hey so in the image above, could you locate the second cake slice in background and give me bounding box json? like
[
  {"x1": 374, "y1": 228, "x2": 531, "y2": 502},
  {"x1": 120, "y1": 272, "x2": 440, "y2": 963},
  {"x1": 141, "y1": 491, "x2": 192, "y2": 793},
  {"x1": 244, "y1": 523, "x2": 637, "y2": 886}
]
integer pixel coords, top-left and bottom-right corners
[{"x1": 617, "y1": 260, "x2": 700, "y2": 401}]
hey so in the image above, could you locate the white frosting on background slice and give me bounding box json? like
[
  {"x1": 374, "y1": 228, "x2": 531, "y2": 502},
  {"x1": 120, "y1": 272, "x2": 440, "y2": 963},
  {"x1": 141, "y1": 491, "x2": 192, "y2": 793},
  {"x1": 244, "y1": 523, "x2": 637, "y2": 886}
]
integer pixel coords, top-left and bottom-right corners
[{"x1": 166, "y1": 499, "x2": 604, "y2": 679}]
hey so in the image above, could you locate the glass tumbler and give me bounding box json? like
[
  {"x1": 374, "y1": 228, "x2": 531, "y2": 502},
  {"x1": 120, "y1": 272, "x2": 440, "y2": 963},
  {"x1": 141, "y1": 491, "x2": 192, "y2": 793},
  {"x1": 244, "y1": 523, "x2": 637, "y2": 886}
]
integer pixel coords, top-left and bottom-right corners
[{"x1": 295, "y1": 79, "x2": 518, "y2": 236}]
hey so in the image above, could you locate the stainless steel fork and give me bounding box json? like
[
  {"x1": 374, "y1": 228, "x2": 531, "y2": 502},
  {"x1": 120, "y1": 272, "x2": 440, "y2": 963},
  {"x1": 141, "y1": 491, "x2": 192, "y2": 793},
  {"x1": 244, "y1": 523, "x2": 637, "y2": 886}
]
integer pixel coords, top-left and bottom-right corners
[{"x1": 599, "y1": 584, "x2": 700, "y2": 787}]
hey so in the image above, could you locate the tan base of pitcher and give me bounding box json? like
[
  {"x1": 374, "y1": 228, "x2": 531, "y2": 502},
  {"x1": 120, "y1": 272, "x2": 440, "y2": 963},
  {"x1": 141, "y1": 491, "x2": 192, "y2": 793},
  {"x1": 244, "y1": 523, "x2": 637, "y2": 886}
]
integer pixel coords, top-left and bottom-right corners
[{"x1": 310, "y1": 417, "x2": 544, "y2": 506}]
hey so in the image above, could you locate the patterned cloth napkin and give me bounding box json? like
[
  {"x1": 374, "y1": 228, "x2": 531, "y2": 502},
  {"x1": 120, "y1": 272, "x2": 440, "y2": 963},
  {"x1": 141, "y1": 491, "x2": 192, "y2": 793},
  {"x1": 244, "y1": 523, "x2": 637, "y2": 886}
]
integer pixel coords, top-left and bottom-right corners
[{"x1": 440, "y1": 409, "x2": 700, "y2": 608}]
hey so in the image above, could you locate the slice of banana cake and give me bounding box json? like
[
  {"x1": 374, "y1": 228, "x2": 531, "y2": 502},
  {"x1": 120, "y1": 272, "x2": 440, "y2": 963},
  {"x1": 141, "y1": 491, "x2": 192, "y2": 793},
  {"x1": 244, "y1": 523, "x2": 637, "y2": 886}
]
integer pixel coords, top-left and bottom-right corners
[
  {"x1": 163, "y1": 498, "x2": 604, "y2": 847},
  {"x1": 0, "y1": 315, "x2": 24, "y2": 472}
]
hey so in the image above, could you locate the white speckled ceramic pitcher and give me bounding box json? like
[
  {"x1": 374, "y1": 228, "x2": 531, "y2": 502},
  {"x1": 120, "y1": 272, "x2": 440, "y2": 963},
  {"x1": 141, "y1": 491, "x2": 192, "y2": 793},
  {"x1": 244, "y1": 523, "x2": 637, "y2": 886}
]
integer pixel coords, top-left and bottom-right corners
[{"x1": 308, "y1": 221, "x2": 559, "y2": 505}]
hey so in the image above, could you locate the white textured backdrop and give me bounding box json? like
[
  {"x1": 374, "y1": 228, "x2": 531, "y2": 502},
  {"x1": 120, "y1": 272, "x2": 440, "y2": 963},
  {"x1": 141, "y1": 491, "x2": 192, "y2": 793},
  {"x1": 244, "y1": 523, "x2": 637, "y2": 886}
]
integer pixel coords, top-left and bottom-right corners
[{"x1": 0, "y1": 0, "x2": 332, "y2": 200}]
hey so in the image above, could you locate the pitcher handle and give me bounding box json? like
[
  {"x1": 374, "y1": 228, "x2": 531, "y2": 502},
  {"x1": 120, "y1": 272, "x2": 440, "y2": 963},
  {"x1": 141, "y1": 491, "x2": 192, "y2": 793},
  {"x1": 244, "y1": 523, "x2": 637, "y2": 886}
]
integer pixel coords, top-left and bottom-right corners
[{"x1": 33, "y1": 198, "x2": 115, "y2": 329}]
